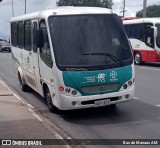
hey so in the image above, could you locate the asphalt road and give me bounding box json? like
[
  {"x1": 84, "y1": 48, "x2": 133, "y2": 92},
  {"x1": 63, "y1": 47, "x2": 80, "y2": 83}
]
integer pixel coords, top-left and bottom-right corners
[{"x1": 0, "y1": 53, "x2": 160, "y2": 148}]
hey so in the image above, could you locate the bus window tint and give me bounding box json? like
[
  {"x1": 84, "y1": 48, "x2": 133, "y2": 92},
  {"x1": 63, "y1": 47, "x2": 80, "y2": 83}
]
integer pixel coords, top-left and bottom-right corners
[
  {"x1": 156, "y1": 23, "x2": 160, "y2": 48},
  {"x1": 17, "y1": 22, "x2": 24, "y2": 49},
  {"x1": 39, "y1": 20, "x2": 52, "y2": 68},
  {"x1": 24, "y1": 21, "x2": 31, "y2": 51},
  {"x1": 124, "y1": 24, "x2": 143, "y2": 41},
  {"x1": 11, "y1": 22, "x2": 17, "y2": 47},
  {"x1": 33, "y1": 22, "x2": 37, "y2": 52}
]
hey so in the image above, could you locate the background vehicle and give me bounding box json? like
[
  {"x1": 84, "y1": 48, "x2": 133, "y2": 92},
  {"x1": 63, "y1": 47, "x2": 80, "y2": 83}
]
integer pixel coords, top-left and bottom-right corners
[
  {"x1": 123, "y1": 17, "x2": 160, "y2": 65},
  {"x1": 11, "y1": 7, "x2": 135, "y2": 113},
  {"x1": 0, "y1": 40, "x2": 11, "y2": 53}
]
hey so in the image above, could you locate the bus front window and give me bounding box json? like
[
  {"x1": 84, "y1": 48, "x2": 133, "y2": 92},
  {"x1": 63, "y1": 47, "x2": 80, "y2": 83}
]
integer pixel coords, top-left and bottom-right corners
[
  {"x1": 156, "y1": 23, "x2": 160, "y2": 48},
  {"x1": 48, "y1": 14, "x2": 133, "y2": 71}
]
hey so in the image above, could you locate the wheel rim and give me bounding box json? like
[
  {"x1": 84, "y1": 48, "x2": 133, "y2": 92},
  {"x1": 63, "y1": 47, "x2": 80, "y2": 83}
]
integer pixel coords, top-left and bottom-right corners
[
  {"x1": 46, "y1": 90, "x2": 52, "y2": 109},
  {"x1": 135, "y1": 53, "x2": 141, "y2": 64}
]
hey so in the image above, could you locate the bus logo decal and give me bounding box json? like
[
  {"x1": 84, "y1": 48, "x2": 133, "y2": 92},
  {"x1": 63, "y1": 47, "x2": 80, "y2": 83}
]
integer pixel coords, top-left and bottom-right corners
[
  {"x1": 97, "y1": 73, "x2": 106, "y2": 82},
  {"x1": 110, "y1": 71, "x2": 117, "y2": 79}
]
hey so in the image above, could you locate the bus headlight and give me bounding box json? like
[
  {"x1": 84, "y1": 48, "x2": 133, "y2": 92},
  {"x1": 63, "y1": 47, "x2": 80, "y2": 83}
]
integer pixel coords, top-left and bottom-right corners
[
  {"x1": 128, "y1": 80, "x2": 132, "y2": 86},
  {"x1": 120, "y1": 79, "x2": 134, "y2": 91},
  {"x1": 123, "y1": 84, "x2": 128, "y2": 89},
  {"x1": 72, "y1": 90, "x2": 77, "y2": 96},
  {"x1": 60, "y1": 86, "x2": 81, "y2": 97},
  {"x1": 65, "y1": 88, "x2": 71, "y2": 93}
]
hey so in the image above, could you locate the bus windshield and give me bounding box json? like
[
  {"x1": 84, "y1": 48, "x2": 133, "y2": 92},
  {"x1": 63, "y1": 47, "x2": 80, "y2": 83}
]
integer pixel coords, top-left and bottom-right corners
[{"x1": 48, "y1": 14, "x2": 133, "y2": 71}]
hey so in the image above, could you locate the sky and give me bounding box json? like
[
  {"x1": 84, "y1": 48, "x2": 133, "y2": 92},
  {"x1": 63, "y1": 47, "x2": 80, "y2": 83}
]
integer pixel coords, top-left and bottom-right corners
[{"x1": 0, "y1": 0, "x2": 160, "y2": 39}]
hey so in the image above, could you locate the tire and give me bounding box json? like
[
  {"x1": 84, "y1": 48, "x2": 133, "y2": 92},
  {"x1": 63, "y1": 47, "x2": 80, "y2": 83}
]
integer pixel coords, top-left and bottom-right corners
[
  {"x1": 134, "y1": 52, "x2": 142, "y2": 65},
  {"x1": 18, "y1": 73, "x2": 28, "y2": 92},
  {"x1": 45, "y1": 86, "x2": 59, "y2": 113}
]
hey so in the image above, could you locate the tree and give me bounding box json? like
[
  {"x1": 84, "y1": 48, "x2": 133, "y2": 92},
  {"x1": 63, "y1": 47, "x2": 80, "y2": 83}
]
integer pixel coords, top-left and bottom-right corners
[
  {"x1": 0, "y1": 0, "x2": 3, "y2": 2},
  {"x1": 136, "y1": 5, "x2": 160, "y2": 18},
  {"x1": 56, "y1": 0, "x2": 113, "y2": 9}
]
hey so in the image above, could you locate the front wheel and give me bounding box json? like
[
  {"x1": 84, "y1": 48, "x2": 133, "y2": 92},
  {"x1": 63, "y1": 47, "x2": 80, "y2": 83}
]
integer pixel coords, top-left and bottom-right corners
[
  {"x1": 134, "y1": 52, "x2": 142, "y2": 65},
  {"x1": 45, "y1": 87, "x2": 59, "y2": 113},
  {"x1": 18, "y1": 73, "x2": 28, "y2": 92}
]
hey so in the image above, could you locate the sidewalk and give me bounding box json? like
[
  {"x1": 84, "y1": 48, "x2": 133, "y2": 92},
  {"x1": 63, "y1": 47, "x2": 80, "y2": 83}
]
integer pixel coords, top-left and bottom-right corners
[{"x1": 0, "y1": 78, "x2": 68, "y2": 148}]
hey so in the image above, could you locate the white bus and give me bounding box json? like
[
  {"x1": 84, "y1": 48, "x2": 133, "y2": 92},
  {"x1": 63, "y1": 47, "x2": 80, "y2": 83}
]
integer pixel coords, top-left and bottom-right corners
[
  {"x1": 123, "y1": 17, "x2": 160, "y2": 64},
  {"x1": 11, "y1": 7, "x2": 135, "y2": 113}
]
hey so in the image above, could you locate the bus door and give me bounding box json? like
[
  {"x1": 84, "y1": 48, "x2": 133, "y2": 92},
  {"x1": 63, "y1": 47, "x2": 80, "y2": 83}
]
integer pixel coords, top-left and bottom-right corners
[
  {"x1": 37, "y1": 19, "x2": 54, "y2": 96},
  {"x1": 23, "y1": 20, "x2": 38, "y2": 91}
]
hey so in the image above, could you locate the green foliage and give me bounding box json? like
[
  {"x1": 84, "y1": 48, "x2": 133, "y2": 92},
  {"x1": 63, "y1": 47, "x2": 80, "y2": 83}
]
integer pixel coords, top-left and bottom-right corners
[
  {"x1": 56, "y1": 0, "x2": 113, "y2": 9},
  {"x1": 136, "y1": 5, "x2": 160, "y2": 18}
]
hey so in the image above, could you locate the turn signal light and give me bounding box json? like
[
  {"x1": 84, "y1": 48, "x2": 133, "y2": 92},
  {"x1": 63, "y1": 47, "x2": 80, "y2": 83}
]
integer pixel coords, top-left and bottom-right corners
[{"x1": 59, "y1": 86, "x2": 64, "y2": 92}]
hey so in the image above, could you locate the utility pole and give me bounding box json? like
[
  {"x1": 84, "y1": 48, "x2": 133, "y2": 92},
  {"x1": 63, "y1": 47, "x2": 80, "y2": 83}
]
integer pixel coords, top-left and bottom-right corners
[
  {"x1": 120, "y1": 0, "x2": 126, "y2": 17},
  {"x1": 143, "y1": 0, "x2": 147, "y2": 18},
  {"x1": 12, "y1": 0, "x2": 14, "y2": 17},
  {"x1": 24, "y1": 0, "x2": 26, "y2": 14},
  {"x1": 122, "y1": 0, "x2": 126, "y2": 17}
]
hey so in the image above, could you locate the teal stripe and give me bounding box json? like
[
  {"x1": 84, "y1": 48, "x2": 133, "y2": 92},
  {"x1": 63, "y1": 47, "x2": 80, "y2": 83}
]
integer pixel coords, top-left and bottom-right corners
[{"x1": 63, "y1": 66, "x2": 132, "y2": 96}]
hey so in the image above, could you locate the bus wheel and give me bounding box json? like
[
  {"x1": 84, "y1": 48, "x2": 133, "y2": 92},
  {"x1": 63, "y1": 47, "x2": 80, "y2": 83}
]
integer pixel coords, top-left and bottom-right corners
[
  {"x1": 18, "y1": 73, "x2": 28, "y2": 92},
  {"x1": 134, "y1": 52, "x2": 142, "y2": 65},
  {"x1": 45, "y1": 87, "x2": 58, "y2": 113}
]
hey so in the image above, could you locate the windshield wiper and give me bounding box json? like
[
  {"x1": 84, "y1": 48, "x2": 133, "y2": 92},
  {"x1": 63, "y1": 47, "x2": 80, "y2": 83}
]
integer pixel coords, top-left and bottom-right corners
[{"x1": 82, "y1": 52, "x2": 124, "y2": 65}]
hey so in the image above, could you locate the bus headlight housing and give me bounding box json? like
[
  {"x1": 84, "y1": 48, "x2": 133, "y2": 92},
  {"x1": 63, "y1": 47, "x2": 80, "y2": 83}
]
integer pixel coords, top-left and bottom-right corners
[
  {"x1": 60, "y1": 86, "x2": 81, "y2": 97},
  {"x1": 120, "y1": 79, "x2": 134, "y2": 91}
]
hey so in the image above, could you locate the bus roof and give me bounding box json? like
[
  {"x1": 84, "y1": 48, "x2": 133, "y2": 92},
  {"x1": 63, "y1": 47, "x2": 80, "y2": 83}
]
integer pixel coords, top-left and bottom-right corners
[
  {"x1": 123, "y1": 17, "x2": 160, "y2": 25},
  {"x1": 11, "y1": 6, "x2": 113, "y2": 22}
]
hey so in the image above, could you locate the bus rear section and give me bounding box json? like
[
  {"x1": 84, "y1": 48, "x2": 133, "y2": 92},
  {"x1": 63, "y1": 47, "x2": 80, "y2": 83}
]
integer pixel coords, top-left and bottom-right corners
[
  {"x1": 11, "y1": 7, "x2": 135, "y2": 112},
  {"x1": 123, "y1": 18, "x2": 160, "y2": 65}
]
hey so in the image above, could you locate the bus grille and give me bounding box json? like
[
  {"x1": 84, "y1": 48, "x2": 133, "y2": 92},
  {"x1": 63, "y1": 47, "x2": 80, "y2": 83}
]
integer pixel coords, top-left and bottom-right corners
[{"x1": 82, "y1": 83, "x2": 119, "y2": 93}]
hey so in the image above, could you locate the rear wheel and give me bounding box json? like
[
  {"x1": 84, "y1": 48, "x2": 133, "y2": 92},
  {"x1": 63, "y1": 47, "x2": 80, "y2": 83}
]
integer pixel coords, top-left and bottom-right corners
[
  {"x1": 45, "y1": 86, "x2": 59, "y2": 113},
  {"x1": 134, "y1": 52, "x2": 142, "y2": 65}
]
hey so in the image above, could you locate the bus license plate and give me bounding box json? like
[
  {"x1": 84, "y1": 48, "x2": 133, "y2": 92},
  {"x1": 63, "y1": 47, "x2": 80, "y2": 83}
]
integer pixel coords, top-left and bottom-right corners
[{"x1": 95, "y1": 99, "x2": 110, "y2": 107}]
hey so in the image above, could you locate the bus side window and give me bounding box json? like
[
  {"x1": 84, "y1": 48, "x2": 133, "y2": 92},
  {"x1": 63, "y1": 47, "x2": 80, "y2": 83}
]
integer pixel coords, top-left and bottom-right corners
[
  {"x1": 144, "y1": 23, "x2": 154, "y2": 48},
  {"x1": 124, "y1": 25, "x2": 130, "y2": 37},
  {"x1": 33, "y1": 22, "x2": 37, "y2": 53},
  {"x1": 17, "y1": 22, "x2": 24, "y2": 49},
  {"x1": 24, "y1": 21, "x2": 31, "y2": 51},
  {"x1": 11, "y1": 22, "x2": 17, "y2": 47},
  {"x1": 39, "y1": 20, "x2": 53, "y2": 68},
  {"x1": 130, "y1": 24, "x2": 143, "y2": 41}
]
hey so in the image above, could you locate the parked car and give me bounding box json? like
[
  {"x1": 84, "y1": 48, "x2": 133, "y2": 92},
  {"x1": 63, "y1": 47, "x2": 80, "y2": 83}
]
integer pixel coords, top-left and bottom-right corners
[{"x1": 0, "y1": 41, "x2": 11, "y2": 53}]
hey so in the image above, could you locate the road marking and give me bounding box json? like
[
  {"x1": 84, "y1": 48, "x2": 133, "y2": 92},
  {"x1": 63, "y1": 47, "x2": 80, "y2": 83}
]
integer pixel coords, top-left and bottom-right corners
[
  {"x1": 156, "y1": 105, "x2": 160, "y2": 107},
  {"x1": 138, "y1": 66, "x2": 160, "y2": 71},
  {"x1": 0, "y1": 79, "x2": 72, "y2": 148},
  {"x1": 133, "y1": 97, "x2": 139, "y2": 100}
]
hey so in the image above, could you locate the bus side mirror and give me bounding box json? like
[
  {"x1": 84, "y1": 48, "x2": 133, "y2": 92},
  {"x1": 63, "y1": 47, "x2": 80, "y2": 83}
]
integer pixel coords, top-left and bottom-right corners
[
  {"x1": 37, "y1": 29, "x2": 43, "y2": 49},
  {"x1": 151, "y1": 26, "x2": 158, "y2": 37}
]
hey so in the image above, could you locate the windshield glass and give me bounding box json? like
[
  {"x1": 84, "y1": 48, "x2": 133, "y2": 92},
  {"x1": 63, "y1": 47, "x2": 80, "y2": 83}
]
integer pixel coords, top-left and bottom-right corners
[
  {"x1": 48, "y1": 14, "x2": 132, "y2": 71},
  {"x1": 156, "y1": 23, "x2": 160, "y2": 48}
]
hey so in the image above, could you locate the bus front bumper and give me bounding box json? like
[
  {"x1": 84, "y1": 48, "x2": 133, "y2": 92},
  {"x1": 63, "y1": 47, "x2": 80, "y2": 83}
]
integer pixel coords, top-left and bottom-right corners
[{"x1": 57, "y1": 86, "x2": 135, "y2": 110}]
